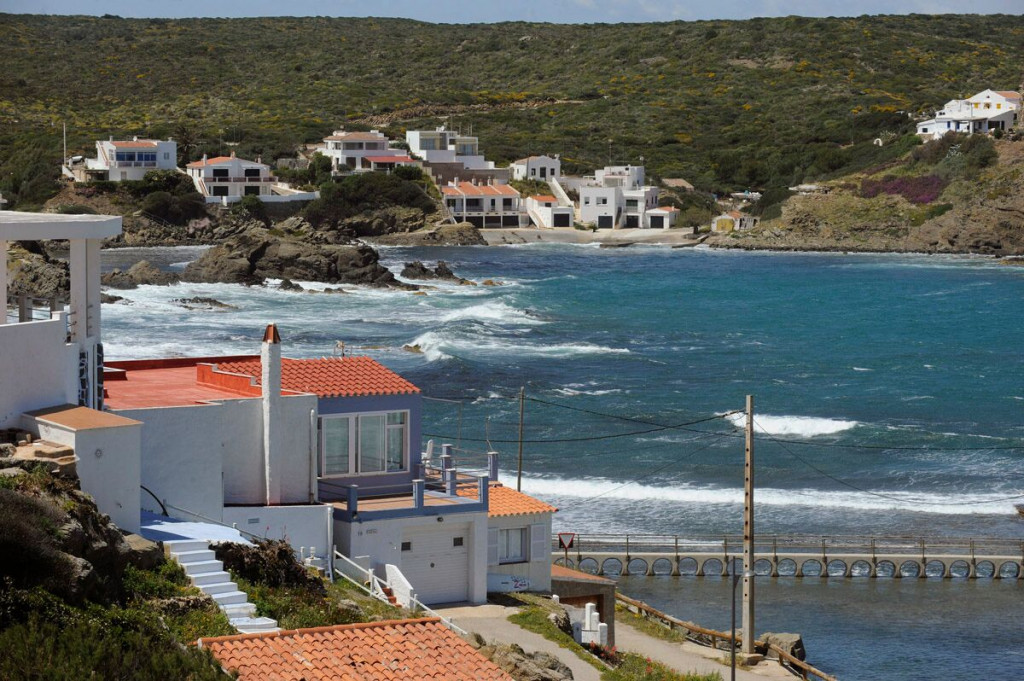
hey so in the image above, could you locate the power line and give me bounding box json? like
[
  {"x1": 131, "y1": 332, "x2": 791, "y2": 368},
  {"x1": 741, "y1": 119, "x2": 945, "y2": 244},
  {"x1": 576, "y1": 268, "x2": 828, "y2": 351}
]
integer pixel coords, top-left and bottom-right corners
[
  {"x1": 423, "y1": 411, "x2": 739, "y2": 444},
  {"x1": 756, "y1": 418, "x2": 1024, "y2": 507}
]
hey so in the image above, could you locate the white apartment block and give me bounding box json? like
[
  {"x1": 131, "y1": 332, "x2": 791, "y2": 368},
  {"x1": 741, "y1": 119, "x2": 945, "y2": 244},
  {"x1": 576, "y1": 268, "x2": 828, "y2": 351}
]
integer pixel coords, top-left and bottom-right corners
[
  {"x1": 320, "y1": 129, "x2": 406, "y2": 171},
  {"x1": 510, "y1": 155, "x2": 561, "y2": 181},
  {"x1": 186, "y1": 153, "x2": 275, "y2": 201},
  {"x1": 73, "y1": 137, "x2": 177, "y2": 182}
]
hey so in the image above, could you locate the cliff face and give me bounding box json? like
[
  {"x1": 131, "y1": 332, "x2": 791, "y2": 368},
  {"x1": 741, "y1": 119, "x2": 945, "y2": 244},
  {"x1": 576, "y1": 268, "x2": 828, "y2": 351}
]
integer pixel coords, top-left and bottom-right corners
[{"x1": 709, "y1": 140, "x2": 1024, "y2": 256}]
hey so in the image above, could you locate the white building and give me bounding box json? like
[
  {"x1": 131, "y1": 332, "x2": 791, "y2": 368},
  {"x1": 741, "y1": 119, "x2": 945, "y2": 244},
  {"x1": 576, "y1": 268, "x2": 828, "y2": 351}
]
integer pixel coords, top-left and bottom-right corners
[
  {"x1": 442, "y1": 181, "x2": 524, "y2": 228},
  {"x1": 510, "y1": 155, "x2": 561, "y2": 182},
  {"x1": 73, "y1": 137, "x2": 178, "y2": 182},
  {"x1": 525, "y1": 195, "x2": 573, "y2": 228},
  {"x1": 320, "y1": 129, "x2": 407, "y2": 171},
  {"x1": 646, "y1": 206, "x2": 679, "y2": 230},
  {"x1": 406, "y1": 126, "x2": 496, "y2": 171},
  {"x1": 575, "y1": 165, "x2": 660, "y2": 228},
  {"x1": 474, "y1": 483, "x2": 557, "y2": 593},
  {"x1": 917, "y1": 89, "x2": 1021, "y2": 140},
  {"x1": 186, "y1": 153, "x2": 276, "y2": 201}
]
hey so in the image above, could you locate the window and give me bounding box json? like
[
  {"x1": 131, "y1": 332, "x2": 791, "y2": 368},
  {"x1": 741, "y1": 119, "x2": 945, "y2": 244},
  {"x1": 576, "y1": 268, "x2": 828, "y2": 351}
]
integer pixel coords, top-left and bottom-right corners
[
  {"x1": 320, "y1": 411, "x2": 408, "y2": 477},
  {"x1": 244, "y1": 168, "x2": 261, "y2": 178},
  {"x1": 584, "y1": 197, "x2": 590, "y2": 205},
  {"x1": 453, "y1": 537, "x2": 464, "y2": 547},
  {"x1": 212, "y1": 168, "x2": 229, "y2": 178},
  {"x1": 498, "y1": 528, "x2": 526, "y2": 564},
  {"x1": 244, "y1": 186, "x2": 260, "y2": 195},
  {"x1": 211, "y1": 185, "x2": 229, "y2": 197},
  {"x1": 401, "y1": 541, "x2": 412, "y2": 551},
  {"x1": 163, "y1": 152, "x2": 170, "y2": 160},
  {"x1": 502, "y1": 198, "x2": 513, "y2": 209}
]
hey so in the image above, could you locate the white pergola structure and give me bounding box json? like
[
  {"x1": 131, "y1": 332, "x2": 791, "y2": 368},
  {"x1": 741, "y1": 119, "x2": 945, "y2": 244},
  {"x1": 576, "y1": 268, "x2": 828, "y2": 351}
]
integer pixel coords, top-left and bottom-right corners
[{"x1": 1, "y1": 211, "x2": 122, "y2": 422}]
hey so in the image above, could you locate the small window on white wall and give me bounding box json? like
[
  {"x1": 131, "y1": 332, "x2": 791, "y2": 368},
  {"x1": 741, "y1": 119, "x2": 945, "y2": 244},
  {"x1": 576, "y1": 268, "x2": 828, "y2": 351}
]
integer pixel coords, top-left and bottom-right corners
[
  {"x1": 320, "y1": 411, "x2": 409, "y2": 477},
  {"x1": 498, "y1": 527, "x2": 527, "y2": 564}
]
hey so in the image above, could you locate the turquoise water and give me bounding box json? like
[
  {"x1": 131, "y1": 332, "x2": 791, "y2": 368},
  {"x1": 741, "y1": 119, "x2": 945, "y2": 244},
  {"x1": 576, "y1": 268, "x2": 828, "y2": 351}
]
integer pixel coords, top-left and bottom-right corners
[{"x1": 101, "y1": 244, "x2": 1024, "y2": 680}]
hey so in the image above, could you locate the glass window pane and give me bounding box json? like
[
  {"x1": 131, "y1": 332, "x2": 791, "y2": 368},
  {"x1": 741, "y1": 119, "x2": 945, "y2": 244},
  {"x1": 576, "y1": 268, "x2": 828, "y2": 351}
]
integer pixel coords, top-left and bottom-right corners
[
  {"x1": 322, "y1": 418, "x2": 349, "y2": 476},
  {"x1": 359, "y1": 415, "x2": 385, "y2": 473},
  {"x1": 386, "y1": 426, "x2": 405, "y2": 471},
  {"x1": 387, "y1": 411, "x2": 405, "y2": 425}
]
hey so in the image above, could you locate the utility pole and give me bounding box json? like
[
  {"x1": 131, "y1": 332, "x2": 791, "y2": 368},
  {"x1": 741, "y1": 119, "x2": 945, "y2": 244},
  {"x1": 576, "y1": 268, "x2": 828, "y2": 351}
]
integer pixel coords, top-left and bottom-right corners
[
  {"x1": 742, "y1": 394, "x2": 755, "y2": 654},
  {"x1": 516, "y1": 386, "x2": 525, "y2": 491}
]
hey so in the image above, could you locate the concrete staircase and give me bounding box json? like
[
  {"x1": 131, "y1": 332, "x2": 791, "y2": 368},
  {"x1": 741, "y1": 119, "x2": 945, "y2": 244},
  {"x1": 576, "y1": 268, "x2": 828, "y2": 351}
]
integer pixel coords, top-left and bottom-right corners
[{"x1": 165, "y1": 539, "x2": 279, "y2": 635}]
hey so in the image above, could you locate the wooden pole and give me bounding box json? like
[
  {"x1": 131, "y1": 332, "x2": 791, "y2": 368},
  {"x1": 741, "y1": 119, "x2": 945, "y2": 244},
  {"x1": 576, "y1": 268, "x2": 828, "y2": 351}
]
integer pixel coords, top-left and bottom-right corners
[
  {"x1": 516, "y1": 386, "x2": 525, "y2": 491},
  {"x1": 742, "y1": 394, "x2": 755, "y2": 654}
]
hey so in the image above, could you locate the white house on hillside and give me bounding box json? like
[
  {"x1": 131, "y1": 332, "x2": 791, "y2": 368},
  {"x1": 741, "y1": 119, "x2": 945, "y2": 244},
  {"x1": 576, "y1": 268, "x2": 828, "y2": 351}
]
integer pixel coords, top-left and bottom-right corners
[
  {"x1": 186, "y1": 153, "x2": 276, "y2": 201},
  {"x1": 442, "y1": 181, "x2": 523, "y2": 228},
  {"x1": 572, "y1": 165, "x2": 660, "y2": 228},
  {"x1": 510, "y1": 155, "x2": 561, "y2": 182},
  {"x1": 406, "y1": 126, "x2": 496, "y2": 171},
  {"x1": 320, "y1": 129, "x2": 407, "y2": 171},
  {"x1": 917, "y1": 89, "x2": 1021, "y2": 140},
  {"x1": 72, "y1": 137, "x2": 178, "y2": 182}
]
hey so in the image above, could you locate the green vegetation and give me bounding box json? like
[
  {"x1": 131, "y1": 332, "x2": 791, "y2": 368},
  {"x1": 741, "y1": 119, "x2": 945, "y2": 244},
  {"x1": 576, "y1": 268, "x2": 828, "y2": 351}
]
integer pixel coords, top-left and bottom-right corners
[
  {"x1": 510, "y1": 178, "x2": 552, "y2": 197},
  {"x1": 604, "y1": 654, "x2": 722, "y2": 681},
  {"x1": 302, "y1": 171, "x2": 437, "y2": 227},
  {"x1": 0, "y1": 465, "x2": 230, "y2": 680},
  {"x1": 506, "y1": 594, "x2": 607, "y2": 672},
  {"x1": 2, "y1": 13, "x2": 1022, "y2": 209}
]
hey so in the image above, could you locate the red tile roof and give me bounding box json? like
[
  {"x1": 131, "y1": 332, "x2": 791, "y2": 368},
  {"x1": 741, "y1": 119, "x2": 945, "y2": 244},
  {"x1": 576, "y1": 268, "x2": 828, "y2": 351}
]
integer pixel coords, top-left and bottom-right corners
[
  {"x1": 995, "y1": 91, "x2": 1021, "y2": 99},
  {"x1": 213, "y1": 356, "x2": 421, "y2": 398},
  {"x1": 655, "y1": 206, "x2": 680, "y2": 212},
  {"x1": 366, "y1": 155, "x2": 416, "y2": 163},
  {"x1": 529, "y1": 195, "x2": 558, "y2": 203},
  {"x1": 441, "y1": 182, "x2": 520, "y2": 198},
  {"x1": 458, "y1": 482, "x2": 557, "y2": 517},
  {"x1": 325, "y1": 131, "x2": 388, "y2": 141},
  {"x1": 186, "y1": 156, "x2": 235, "y2": 168},
  {"x1": 198, "y1": 618, "x2": 513, "y2": 681},
  {"x1": 111, "y1": 140, "x2": 158, "y2": 148},
  {"x1": 551, "y1": 563, "x2": 615, "y2": 584}
]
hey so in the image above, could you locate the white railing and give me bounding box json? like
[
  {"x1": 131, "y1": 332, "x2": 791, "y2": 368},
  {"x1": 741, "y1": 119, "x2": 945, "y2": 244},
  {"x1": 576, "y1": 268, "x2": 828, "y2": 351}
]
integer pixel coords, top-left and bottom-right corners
[{"x1": 332, "y1": 550, "x2": 467, "y2": 635}]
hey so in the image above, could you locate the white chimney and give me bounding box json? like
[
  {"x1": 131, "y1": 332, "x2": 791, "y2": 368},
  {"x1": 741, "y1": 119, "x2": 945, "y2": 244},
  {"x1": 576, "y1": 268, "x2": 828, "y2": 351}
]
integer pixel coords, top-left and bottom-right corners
[{"x1": 262, "y1": 324, "x2": 282, "y2": 505}]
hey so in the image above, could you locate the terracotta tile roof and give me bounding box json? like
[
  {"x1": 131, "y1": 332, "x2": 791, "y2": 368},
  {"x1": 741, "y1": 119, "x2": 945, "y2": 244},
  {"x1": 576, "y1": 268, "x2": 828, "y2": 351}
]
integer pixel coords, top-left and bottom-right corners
[
  {"x1": 325, "y1": 131, "x2": 388, "y2": 141},
  {"x1": 198, "y1": 618, "x2": 513, "y2": 681},
  {"x1": 111, "y1": 140, "x2": 158, "y2": 148},
  {"x1": 529, "y1": 195, "x2": 558, "y2": 203},
  {"x1": 458, "y1": 483, "x2": 557, "y2": 517},
  {"x1": 442, "y1": 182, "x2": 520, "y2": 198},
  {"x1": 995, "y1": 91, "x2": 1021, "y2": 99},
  {"x1": 551, "y1": 563, "x2": 615, "y2": 584},
  {"x1": 655, "y1": 206, "x2": 679, "y2": 212},
  {"x1": 212, "y1": 356, "x2": 420, "y2": 398},
  {"x1": 27, "y1": 405, "x2": 142, "y2": 430},
  {"x1": 366, "y1": 155, "x2": 416, "y2": 163},
  {"x1": 186, "y1": 156, "x2": 234, "y2": 168}
]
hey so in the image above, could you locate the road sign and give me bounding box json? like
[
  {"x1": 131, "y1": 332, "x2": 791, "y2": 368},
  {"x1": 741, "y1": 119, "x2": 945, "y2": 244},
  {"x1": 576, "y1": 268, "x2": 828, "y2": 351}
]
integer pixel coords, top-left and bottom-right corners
[{"x1": 558, "y1": 532, "x2": 576, "y2": 550}]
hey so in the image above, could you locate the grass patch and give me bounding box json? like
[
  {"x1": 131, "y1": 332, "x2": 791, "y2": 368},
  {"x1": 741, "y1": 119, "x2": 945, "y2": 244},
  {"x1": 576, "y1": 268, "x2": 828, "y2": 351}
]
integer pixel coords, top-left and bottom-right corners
[
  {"x1": 604, "y1": 653, "x2": 722, "y2": 681},
  {"x1": 503, "y1": 593, "x2": 607, "y2": 672},
  {"x1": 615, "y1": 603, "x2": 691, "y2": 645},
  {"x1": 234, "y1": 574, "x2": 406, "y2": 630}
]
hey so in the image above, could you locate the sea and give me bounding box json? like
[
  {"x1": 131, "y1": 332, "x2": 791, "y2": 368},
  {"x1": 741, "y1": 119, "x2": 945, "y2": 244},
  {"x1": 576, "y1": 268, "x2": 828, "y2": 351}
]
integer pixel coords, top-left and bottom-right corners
[{"x1": 100, "y1": 243, "x2": 1024, "y2": 680}]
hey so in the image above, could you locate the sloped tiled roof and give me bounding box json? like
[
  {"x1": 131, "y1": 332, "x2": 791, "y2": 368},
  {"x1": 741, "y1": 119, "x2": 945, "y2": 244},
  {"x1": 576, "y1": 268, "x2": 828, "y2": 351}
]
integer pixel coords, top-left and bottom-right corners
[
  {"x1": 325, "y1": 131, "x2": 388, "y2": 141},
  {"x1": 458, "y1": 482, "x2": 558, "y2": 517},
  {"x1": 198, "y1": 618, "x2": 513, "y2": 681},
  {"x1": 214, "y1": 356, "x2": 420, "y2": 398},
  {"x1": 186, "y1": 156, "x2": 235, "y2": 168},
  {"x1": 529, "y1": 195, "x2": 558, "y2": 203},
  {"x1": 994, "y1": 91, "x2": 1022, "y2": 99},
  {"x1": 365, "y1": 155, "x2": 416, "y2": 163},
  {"x1": 111, "y1": 140, "x2": 158, "y2": 148},
  {"x1": 441, "y1": 182, "x2": 520, "y2": 198}
]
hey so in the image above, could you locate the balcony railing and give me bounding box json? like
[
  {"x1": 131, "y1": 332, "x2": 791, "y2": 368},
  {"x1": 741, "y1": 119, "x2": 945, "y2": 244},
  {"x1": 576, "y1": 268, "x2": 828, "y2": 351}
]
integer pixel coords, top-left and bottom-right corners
[
  {"x1": 110, "y1": 161, "x2": 158, "y2": 168},
  {"x1": 4, "y1": 294, "x2": 65, "y2": 325},
  {"x1": 205, "y1": 176, "x2": 276, "y2": 183}
]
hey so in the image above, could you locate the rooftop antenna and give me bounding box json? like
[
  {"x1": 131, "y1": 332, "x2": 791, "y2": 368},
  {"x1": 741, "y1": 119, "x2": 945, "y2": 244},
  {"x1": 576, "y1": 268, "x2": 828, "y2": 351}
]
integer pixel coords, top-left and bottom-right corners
[{"x1": 333, "y1": 340, "x2": 346, "y2": 357}]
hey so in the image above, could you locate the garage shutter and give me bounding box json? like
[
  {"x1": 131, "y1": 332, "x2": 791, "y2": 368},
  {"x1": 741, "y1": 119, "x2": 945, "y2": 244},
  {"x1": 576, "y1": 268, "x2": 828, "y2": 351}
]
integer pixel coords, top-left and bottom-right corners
[
  {"x1": 530, "y1": 524, "x2": 548, "y2": 563},
  {"x1": 651, "y1": 216, "x2": 664, "y2": 229},
  {"x1": 598, "y1": 215, "x2": 613, "y2": 228},
  {"x1": 401, "y1": 527, "x2": 470, "y2": 604}
]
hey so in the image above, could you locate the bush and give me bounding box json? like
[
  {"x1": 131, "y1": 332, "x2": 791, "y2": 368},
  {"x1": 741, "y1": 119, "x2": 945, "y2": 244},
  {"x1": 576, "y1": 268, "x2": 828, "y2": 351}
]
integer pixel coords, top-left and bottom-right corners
[
  {"x1": 140, "y1": 190, "x2": 207, "y2": 225},
  {"x1": 212, "y1": 539, "x2": 324, "y2": 592},
  {"x1": 0, "y1": 490, "x2": 74, "y2": 599},
  {"x1": 860, "y1": 174, "x2": 946, "y2": 204},
  {"x1": 302, "y1": 171, "x2": 435, "y2": 227},
  {"x1": 56, "y1": 204, "x2": 97, "y2": 214},
  {"x1": 230, "y1": 194, "x2": 269, "y2": 224}
]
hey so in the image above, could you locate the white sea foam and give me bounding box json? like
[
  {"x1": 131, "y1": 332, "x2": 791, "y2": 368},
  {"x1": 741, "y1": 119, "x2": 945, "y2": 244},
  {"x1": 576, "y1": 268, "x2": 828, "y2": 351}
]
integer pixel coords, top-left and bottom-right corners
[
  {"x1": 408, "y1": 331, "x2": 629, "y2": 362},
  {"x1": 553, "y1": 387, "x2": 623, "y2": 396},
  {"x1": 852, "y1": 367, "x2": 873, "y2": 372},
  {"x1": 439, "y1": 301, "x2": 546, "y2": 325},
  {"x1": 519, "y1": 475, "x2": 1016, "y2": 515},
  {"x1": 725, "y1": 413, "x2": 858, "y2": 437}
]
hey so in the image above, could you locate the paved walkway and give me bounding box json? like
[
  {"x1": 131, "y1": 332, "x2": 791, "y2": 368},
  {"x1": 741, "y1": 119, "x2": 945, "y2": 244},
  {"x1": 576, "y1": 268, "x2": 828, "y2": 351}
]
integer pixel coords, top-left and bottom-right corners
[
  {"x1": 437, "y1": 604, "x2": 792, "y2": 681},
  {"x1": 615, "y1": 620, "x2": 791, "y2": 680},
  {"x1": 435, "y1": 604, "x2": 602, "y2": 681}
]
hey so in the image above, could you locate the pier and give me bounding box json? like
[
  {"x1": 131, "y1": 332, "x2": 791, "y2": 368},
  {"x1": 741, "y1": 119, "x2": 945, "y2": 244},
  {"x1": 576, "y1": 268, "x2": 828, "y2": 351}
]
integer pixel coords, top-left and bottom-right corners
[{"x1": 553, "y1": 533, "x2": 1024, "y2": 579}]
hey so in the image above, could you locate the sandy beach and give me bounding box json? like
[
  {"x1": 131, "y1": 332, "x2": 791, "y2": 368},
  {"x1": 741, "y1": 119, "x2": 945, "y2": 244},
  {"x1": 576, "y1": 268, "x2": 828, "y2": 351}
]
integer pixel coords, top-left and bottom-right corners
[{"x1": 480, "y1": 227, "x2": 706, "y2": 247}]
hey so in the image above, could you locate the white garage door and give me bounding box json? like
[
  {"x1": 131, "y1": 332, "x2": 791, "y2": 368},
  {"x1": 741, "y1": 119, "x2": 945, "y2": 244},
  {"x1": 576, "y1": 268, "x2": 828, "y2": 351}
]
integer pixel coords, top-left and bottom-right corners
[{"x1": 400, "y1": 526, "x2": 469, "y2": 605}]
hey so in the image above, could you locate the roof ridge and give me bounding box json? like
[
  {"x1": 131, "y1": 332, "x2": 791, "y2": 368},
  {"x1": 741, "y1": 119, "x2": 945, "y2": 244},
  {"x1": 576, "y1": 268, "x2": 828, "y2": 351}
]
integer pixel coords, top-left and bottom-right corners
[{"x1": 197, "y1": 617, "x2": 441, "y2": 646}]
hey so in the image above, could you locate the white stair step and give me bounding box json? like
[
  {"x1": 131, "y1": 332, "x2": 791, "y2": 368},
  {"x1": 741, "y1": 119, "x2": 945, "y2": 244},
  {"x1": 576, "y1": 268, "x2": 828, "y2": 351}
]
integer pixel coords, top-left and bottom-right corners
[
  {"x1": 211, "y1": 590, "x2": 249, "y2": 606},
  {"x1": 181, "y1": 560, "x2": 224, "y2": 576},
  {"x1": 222, "y1": 603, "x2": 257, "y2": 618},
  {"x1": 191, "y1": 570, "x2": 232, "y2": 586},
  {"x1": 200, "y1": 582, "x2": 239, "y2": 596},
  {"x1": 232, "y1": 617, "x2": 279, "y2": 634},
  {"x1": 164, "y1": 539, "x2": 209, "y2": 553},
  {"x1": 172, "y1": 549, "x2": 216, "y2": 563}
]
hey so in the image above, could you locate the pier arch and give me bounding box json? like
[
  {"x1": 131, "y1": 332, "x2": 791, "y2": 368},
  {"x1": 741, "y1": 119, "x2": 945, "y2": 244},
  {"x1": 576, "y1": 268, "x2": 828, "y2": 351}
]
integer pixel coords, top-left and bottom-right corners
[
  {"x1": 678, "y1": 557, "x2": 698, "y2": 576},
  {"x1": 826, "y1": 560, "x2": 849, "y2": 577},
  {"x1": 799, "y1": 559, "x2": 823, "y2": 577},
  {"x1": 701, "y1": 558, "x2": 724, "y2": 577},
  {"x1": 651, "y1": 558, "x2": 674, "y2": 576},
  {"x1": 600, "y1": 558, "x2": 623, "y2": 576},
  {"x1": 777, "y1": 558, "x2": 798, "y2": 577},
  {"x1": 626, "y1": 558, "x2": 649, "y2": 576},
  {"x1": 948, "y1": 560, "x2": 971, "y2": 578},
  {"x1": 875, "y1": 560, "x2": 897, "y2": 578},
  {"x1": 898, "y1": 561, "x2": 922, "y2": 578},
  {"x1": 975, "y1": 561, "x2": 995, "y2": 578},
  {"x1": 851, "y1": 560, "x2": 873, "y2": 577},
  {"x1": 577, "y1": 557, "x2": 599, "y2": 574},
  {"x1": 997, "y1": 562, "x2": 1020, "y2": 579},
  {"x1": 754, "y1": 558, "x2": 773, "y2": 576},
  {"x1": 924, "y1": 560, "x2": 946, "y2": 578}
]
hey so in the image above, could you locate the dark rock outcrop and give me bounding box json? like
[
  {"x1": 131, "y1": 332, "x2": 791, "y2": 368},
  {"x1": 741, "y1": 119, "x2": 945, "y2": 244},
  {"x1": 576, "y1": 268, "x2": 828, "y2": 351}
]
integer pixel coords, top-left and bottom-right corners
[
  {"x1": 373, "y1": 222, "x2": 487, "y2": 246},
  {"x1": 171, "y1": 297, "x2": 238, "y2": 310},
  {"x1": 182, "y1": 231, "x2": 412, "y2": 289},
  {"x1": 279, "y1": 278, "x2": 304, "y2": 292},
  {"x1": 760, "y1": 632, "x2": 806, "y2": 661},
  {"x1": 7, "y1": 245, "x2": 69, "y2": 298},
  {"x1": 399, "y1": 260, "x2": 468, "y2": 283},
  {"x1": 101, "y1": 260, "x2": 180, "y2": 289},
  {"x1": 479, "y1": 643, "x2": 574, "y2": 681}
]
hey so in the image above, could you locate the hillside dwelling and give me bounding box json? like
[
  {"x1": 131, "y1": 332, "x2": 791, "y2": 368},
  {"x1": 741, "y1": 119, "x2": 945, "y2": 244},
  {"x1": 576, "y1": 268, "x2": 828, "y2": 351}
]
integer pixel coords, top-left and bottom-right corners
[
  {"x1": 186, "y1": 153, "x2": 275, "y2": 202},
  {"x1": 2, "y1": 212, "x2": 146, "y2": 533},
  {"x1": 573, "y1": 165, "x2": 660, "y2": 229},
  {"x1": 916, "y1": 89, "x2": 1021, "y2": 140},
  {"x1": 510, "y1": 155, "x2": 561, "y2": 182},
  {"x1": 406, "y1": 126, "x2": 496, "y2": 171},
  {"x1": 71, "y1": 137, "x2": 177, "y2": 182},
  {"x1": 646, "y1": 205, "x2": 679, "y2": 229},
  {"x1": 712, "y1": 210, "x2": 759, "y2": 233},
  {"x1": 442, "y1": 181, "x2": 524, "y2": 228},
  {"x1": 363, "y1": 155, "x2": 421, "y2": 173},
  {"x1": 320, "y1": 129, "x2": 406, "y2": 171},
  {"x1": 525, "y1": 194, "x2": 573, "y2": 228}
]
